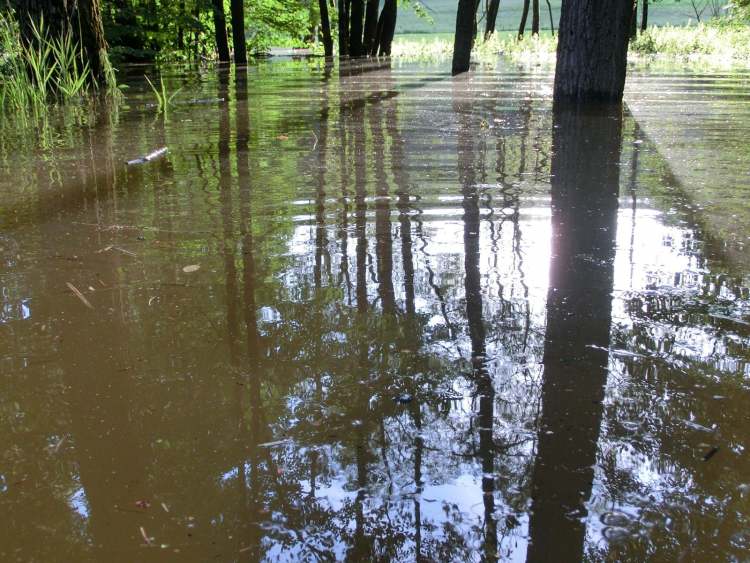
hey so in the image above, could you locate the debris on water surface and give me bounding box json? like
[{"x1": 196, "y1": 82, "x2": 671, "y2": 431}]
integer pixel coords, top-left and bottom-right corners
[
  {"x1": 703, "y1": 446, "x2": 720, "y2": 461},
  {"x1": 127, "y1": 147, "x2": 168, "y2": 166},
  {"x1": 182, "y1": 264, "x2": 200, "y2": 273},
  {"x1": 134, "y1": 499, "x2": 151, "y2": 509},
  {"x1": 66, "y1": 282, "x2": 94, "y2": 310},
  {"x1": 258, "y1": 439, "x2": 291, "y2": 448},
  {"x1": 395, "y1": 393, "x2": 413, "y2": 404},
  {"x1": 139, "y1": 526, "x2": 153, "y2": 546}
]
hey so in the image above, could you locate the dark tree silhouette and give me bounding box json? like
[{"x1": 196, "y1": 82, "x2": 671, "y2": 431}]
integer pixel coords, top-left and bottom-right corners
[
  {"x1": 641, "y1": 0, "x2": 649, "y2": 31},
  {"x1": 375, "y1": 0, "x2": 397, "y2": 55},
  {"x1": 554, "y1": 0, "x2": 632, "y2": 103},
  {"x1": 212, "y1": 0, "x2": 230, "y2": 62},
  {"x1": 319, "y1": 0, "x2": 334, "y2": 56},
  {"x1": 532, "y1": 0, "x2": 540, "y2": 35},
  {"x1": 338, "y1": 0, "x2": 350, "y2": 55},
  {"x1": 518, "y1": 0, "x2": 531, "y2": 38},
  {"x1": 231, "y1": 0, "x2": 247, "y2": 63},
  {"x1": 485, "y1": 0, "x2": 501, "y2": 39},
  {"x1": 452, "y1": 0, "x2": 479, "y2": 75},
  {"x1": 350, "y1": 0, "x2": 366, "y2": 56}
]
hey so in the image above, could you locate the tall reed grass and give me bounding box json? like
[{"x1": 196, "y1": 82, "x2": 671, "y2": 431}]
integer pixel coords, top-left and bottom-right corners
[{"x1": 0, "y1": 11, "x2": 94, "y2": 114}]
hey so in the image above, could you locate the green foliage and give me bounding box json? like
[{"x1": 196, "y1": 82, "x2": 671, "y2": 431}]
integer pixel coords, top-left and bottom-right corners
[
  {"x1": 0, "y1": 11, "x2": 93, "y2": 114},
  {"x1": 145, "y1": 74, "x2": 182, "y2": 115},
  {"x1": 631, "y1": 22, "x2": 750, "y2": 60}
]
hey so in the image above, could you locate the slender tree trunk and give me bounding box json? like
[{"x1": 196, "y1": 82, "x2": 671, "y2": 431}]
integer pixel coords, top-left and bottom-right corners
[
  {"x1": 231, "y1": 0, "x2": 247, "y2": 64},
  {"x1": 349, "y1": 0, "x2": 365, "y2": 56},
  {"x1": 641, "y1": 0, "x2": 649, "y2": 32},
  {"x1": 363, "y1": 0, "x2": 379, "y2": 54},
  {"x1": 452, "y1": 0, "x2": 478, "y2": 75},
  {"x1": 177, "y1": 0, "x2": 185, "y2": 50},
  {"x1": 485, "y1": 0, "x2": 500, "y2": 39},
  {"x1": 553, "y1": 0, "x2": 632, "y2": 103},
  {"x1": 338, "y1": 0, "x2": 350, "y2": 55},
  {"x1": 532, "y1": 0, "x2": 540, "y2": 35},
  {"x1": 213, "y1": 0, "x2": 230, "y2": 62},
  {"x1": 376, "y1": 0, "x2": 397, "y2": 56},
  {"x1": 319, "y1": 0, "x2": 333, "y2": 56},
  {"x1": 14, "y1": 0, "x2": 111, "y2": 85},
  {"x1": 518, "y1": 0, "x2": 531, "y2": 39},
  {"x1": 629, "y1": 0, "x2": 638, "y2": 39},
  {"x1": 546, "y1": 0, "x2": 555, "y2": 35}
]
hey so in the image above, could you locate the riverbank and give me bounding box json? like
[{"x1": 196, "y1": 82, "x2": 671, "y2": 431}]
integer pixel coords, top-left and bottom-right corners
[{"x1": 392, "y1": 21, "x2": 750, "y2": 67}]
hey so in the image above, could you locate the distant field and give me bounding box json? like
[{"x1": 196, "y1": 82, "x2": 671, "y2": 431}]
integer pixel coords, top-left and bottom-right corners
[{"x1": 396, "y1": 0, "x2": 716, "y2": 35}]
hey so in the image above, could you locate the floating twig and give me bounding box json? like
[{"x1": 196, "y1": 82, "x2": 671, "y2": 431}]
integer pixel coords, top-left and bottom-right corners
[
  {"x1": 703, "y1": 446, "x2": 720, "y2": 461},
  {"x1": 127, "y1": 147, "x2": 168, "y2": 166},
  {"x1": 139, "y1": 526, "x2": 153, "y2": 546},
  {"x1": 66, "y1": 282, "x2": 94, "y2": 310}
]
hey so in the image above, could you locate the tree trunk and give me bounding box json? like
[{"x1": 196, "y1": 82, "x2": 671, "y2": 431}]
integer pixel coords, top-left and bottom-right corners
[
  {"x1": 213, "y1": 0, "x2": 230, "y2": 62},
  {"x1": 546, "y1": 0, "x2": 555, "y2": 35},
  {"x1": 629, "y1": 0, "x2": 638, "y2": 39},
  {"x1": 231, "y1": 0, "x2": 247, "y2": 64},
  {"x1": 338, "y1": 0, "x2": 349, "y2": 56},
  {"x1": 518, "y1": 0, "x2": 530, "y2": 39},
  {"x1": 376, "y1": 0, "x2": 397, "y2": 56},
  {"x1": 319, "y1": 0, "x2": 333, "y2": 57},
  {"x1": 349, "y1": 0, "x2": 365, "y2": 56},
  {"x1": 452, "y1": 0, "x2": 478, "y2": 75},
  {"x1": 363, "y1": 0, "x2": 379, "y2": 54},
  {"x1": 532, "y1": 0, "x2": 540, "y2": 35},
  {"x1": 485, "y1": 0, "x2": 500, "y2": 40},
  {"x1": 13, "y1": 0, "x2": 110, "y2": 85},
  {"x1": 641, "y1": 0, "x2": 649, "y2": 32},
  {"x1": 177, "y1": 0, "x2": 185, "y2": 50},
  {"x1": 553, "y1": 0, "x2": 632, "y2": 103}
]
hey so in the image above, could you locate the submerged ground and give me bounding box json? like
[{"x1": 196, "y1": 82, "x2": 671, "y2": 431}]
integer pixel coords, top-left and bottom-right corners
[{"x1": 1, "y1": 59, "x2": 750, "y2": 562}]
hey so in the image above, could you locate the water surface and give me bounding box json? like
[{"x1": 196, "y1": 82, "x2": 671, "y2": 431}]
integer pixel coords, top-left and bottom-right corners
[{"x1": 1, "y1": 59, "x2": 750, "y2": 562}]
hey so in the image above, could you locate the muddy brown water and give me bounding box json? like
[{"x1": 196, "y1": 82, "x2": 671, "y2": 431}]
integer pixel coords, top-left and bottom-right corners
[{"x1": 1, "y1": 59, "x2": 750, "y2": 562}]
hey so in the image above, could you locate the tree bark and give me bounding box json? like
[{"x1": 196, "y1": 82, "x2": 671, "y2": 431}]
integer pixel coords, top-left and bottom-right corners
[
  {"x1": 213, "y1": 0, "x2": 230, "y2": 62},
  {"x1": 338, "y1": 0, "x2": 349, "y2": 56},
  {"x1": 363, "y1": 0, "x2": 379, "y2": 54},
  {"x1": 13, "y1": 0, "x2": 110, "y2": 85},
  {"x1": 518, "y1": 0, "x2": 530, "y2": 39},
  {"x1": 452, "y1": 0, "x2": 478, "y2": 75},
  {"x1": 485, "y1": 0, "x2": 500, "y2": 40},
  {"x1": 641, "y1": 0, "x2": 649, "y2": 32},
  {"x1": 553, "y1": 0, "x2": 632, "y2": 103},
  {"x1": 319, "y1": 0, "x2": 333, "y2": 57},
  {"x1": 231, "y1": 0, "x2": 247, "y2": 64},
  {"x1": 376, "y1": 0, "x2": 397, "y2": 56},
  {"x1": 349, "y1": 0, "x2": 365, "y2": 56},
  {"x1": 532, "y1": 0, "x2": 540, "y2": 35}
]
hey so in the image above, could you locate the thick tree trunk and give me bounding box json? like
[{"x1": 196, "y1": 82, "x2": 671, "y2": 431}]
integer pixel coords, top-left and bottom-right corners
[
  {"x1": 518, "y1": 0, "x2": 530, "y2": 39},
  {"x1": 213, "y1": 0, "x2": 230, "y2": 62},
  {"x1": 376, "y1": 0, "x2": 397, "y2": 56},
  {"x1": 319, "y1": 0, "x2": 333, "y2": 57},
  {"x1": 553, "y1": 0, "x2": 632, "y2": 103},
  {"x1": 485, "y1": 0, "x2": 500, "y2": 39},
  {"x1": 338, "y1": 0, "x2": 349, "y2": 55},
  {"x1": 532, "y1": 0, "x2": 540, "y2": 35},
  {"x1": 363, "y1": 0, "x2": 379, "y2": 54},
  {"x1": 13, "y1": 0, "x2": 110, "y2": 85},
  {"x1": 349, "y1": 0, "x2": 365, "y2": 56},
  {"x1": 231, "y1": 0, "x2": 247, "y2": 64},
  {"x1": 452, "y1": 0, "x2": 478, "y2": 75},
  {"x1": 641, "y1": 0, "x2": 649, "y2": 32}
]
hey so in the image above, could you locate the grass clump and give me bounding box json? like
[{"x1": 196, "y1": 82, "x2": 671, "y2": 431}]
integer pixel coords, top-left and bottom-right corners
[
  {"x1": 144, "y1": 74, "x2": 182, "y2": 115},
  {"x1": 631, "y1": 22, "x2": 750, "y2": 62},
  {"x1": 0, "y1": 10, "x2": 98, "y2": 114}
]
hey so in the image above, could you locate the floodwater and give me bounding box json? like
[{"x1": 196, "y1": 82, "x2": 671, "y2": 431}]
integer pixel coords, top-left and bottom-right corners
[{"x1": 1, "y1": 59, "x2": 750, "y2": 562}]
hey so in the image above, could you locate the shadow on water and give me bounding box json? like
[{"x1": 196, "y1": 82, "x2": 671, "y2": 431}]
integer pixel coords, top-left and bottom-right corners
[{"x1": 3, "y1": 60, "x2": 750, "y2": 562}]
